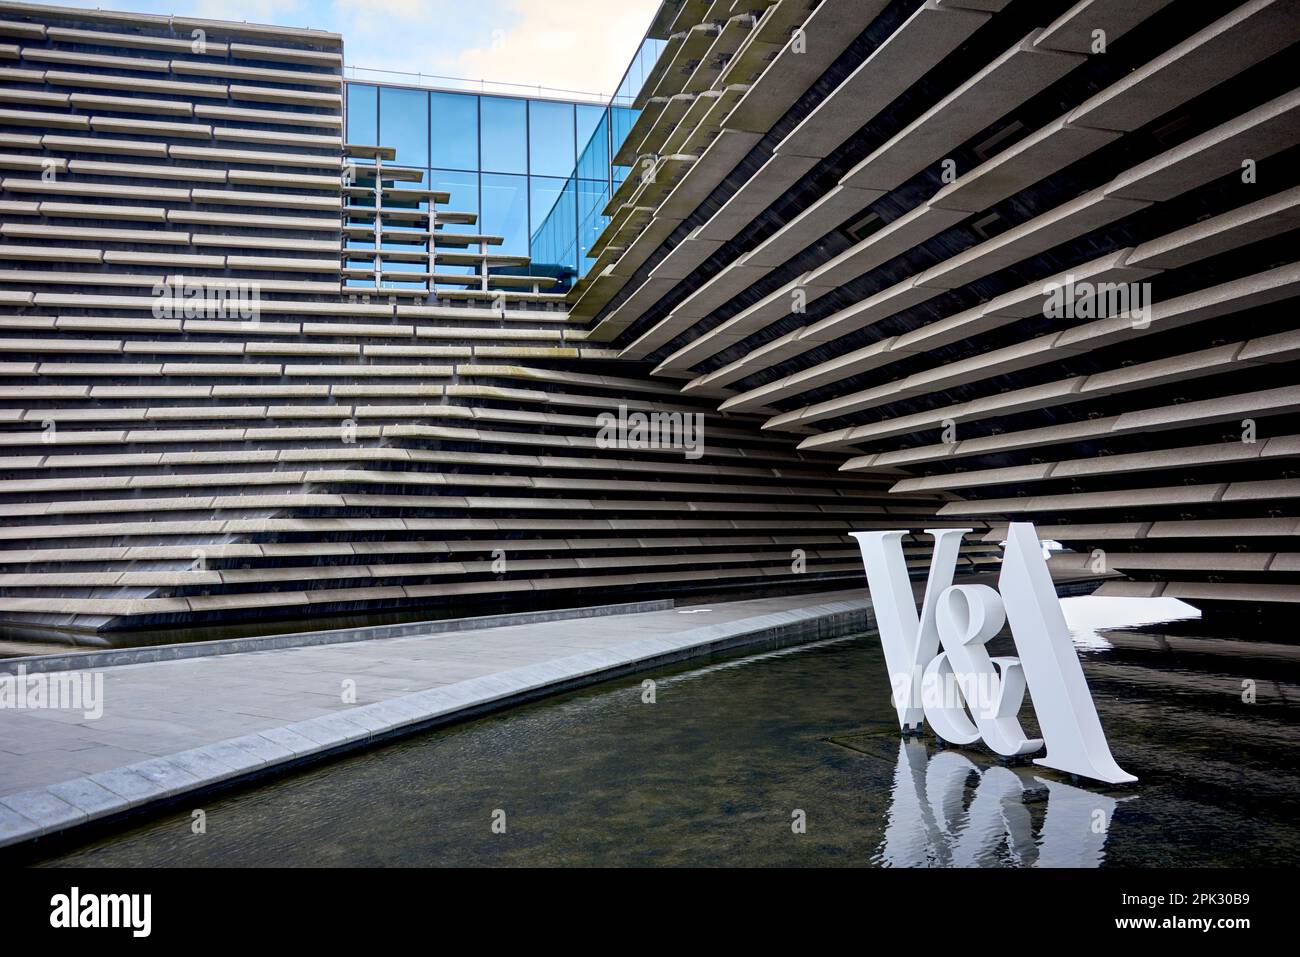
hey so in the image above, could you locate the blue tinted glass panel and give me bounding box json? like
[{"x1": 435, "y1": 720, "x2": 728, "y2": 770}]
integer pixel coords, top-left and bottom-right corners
[
  {"x1": 431, "y1": 167, "x2": 478, "y2": 270},
  {"x1": 576, "y1": 105, "x2": 602, "y2": 154},
  {"x1": 480, "y1": 97, "x2": 527, "y2": 174},
  {"x1": 430, "y1": 92, "x2": 478, "y2": 170},
  {"x1": 480, "y1": 173, "x2": 528, "y2": 255},
  {"x1": 610, "y1": 106, "x2": 637, "y2": 185},
  {"x1": 431, "y1": 169, "x2": 478, "y2": 244},
  {"x1": 577, "y1": 178, "x2": 608, "y2": 275},
  {"x1": 628, "y1": 57, "x2": 641, "y2": 104},
  {"x1": 346, "y1": 83, "x2": 377, "y2": 144},
  {"x1": 614, "y1": 41, "x2": 640, "y2": 106},
  {"x1": 576, "y1": 107, "x2": 607, "y2": 184},
  {"x1": 378, "y1": 86, "x2": 428, "y2": 170},
  {"x1": 528, "y1": 100, "x2": 575, "y2": 177},
  {"x1": 610, "y1": 106, "x2": 637, "y2": 148},
  {"x1": 529, "y1": 175, "x2": 567, "y2": 228},
  {"x1": 614, "y1": 38, "x2": 666, "y2": 107},
  {"x1": 577, "y1": 178, "x2": 606, "y2": 221},
  {"x1": 529, "y1": 175, "x2": 575, "y2": 273},
  {"x1": 650, "y1": 38, "x2": 666, "y2": 69}
]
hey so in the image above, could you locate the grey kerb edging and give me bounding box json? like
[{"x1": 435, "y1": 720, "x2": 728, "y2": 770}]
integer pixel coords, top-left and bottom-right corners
[
  {"x1": 0, "y1": 599, "x2": 675, "y2": 677},
  {"x1": 0, "y1": 596, "x2": 874, "y2": 851}
]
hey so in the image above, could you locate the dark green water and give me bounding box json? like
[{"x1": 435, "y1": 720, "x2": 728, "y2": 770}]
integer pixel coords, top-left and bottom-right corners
[{"x1": 31, "y1": 605, "x2": 1300, "y2": 867}]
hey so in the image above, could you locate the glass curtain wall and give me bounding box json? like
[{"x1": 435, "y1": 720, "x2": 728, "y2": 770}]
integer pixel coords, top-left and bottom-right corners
[
  {"x1": 347, "y1": 83, "x2": 590, "y2": 290},
  {"x1": 531, "y1": 35, "x2": 665, "y2": 279},
  {"x1": 345, "y1": 34, "x2": 667, "y2": 292}
]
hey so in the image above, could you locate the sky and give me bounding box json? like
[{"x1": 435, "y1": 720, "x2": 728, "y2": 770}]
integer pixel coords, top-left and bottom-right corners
[{"x1": 25, "y1": 0, "x2": 661, "y2": 97}]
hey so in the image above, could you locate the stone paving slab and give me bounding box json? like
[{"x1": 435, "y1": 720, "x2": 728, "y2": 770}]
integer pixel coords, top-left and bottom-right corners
[{"x1": 0, "y1": 590, "x2": 872, "y2": 848}]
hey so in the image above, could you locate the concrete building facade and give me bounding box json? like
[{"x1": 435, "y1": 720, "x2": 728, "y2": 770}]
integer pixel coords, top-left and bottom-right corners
[
  {"x1": 0, "y1": 1, "x2": 995, "y2": 640},
  {"x1": 574, "y1": 0, "x2": 1300, "y2": 614},
  {"x1": 1, "y1": 0, "x2": 1299, "y2": 640}
]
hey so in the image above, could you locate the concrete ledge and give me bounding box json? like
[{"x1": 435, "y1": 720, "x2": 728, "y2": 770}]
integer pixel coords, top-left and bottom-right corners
[
  {"x1": 0, "y1": 599, "x2": 675, "y2": 676},
  {"x1": 0, "y1": 596, "x2": 872, "y2": 852}
]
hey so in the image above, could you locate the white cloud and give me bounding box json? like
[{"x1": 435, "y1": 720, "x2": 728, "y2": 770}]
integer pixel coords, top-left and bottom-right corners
[
  {"x1": 188, "y1": 0, "x2": 315, "y2": 29},
  {"x1": 454, "y1": 0, "x2": 659, "y2": 97},
  {"x1": 331, "y1": 0, "x2": 502, "y2": 89},
  {"x1": 335, "y1": 0, "x2": 659, "y2": 99}
]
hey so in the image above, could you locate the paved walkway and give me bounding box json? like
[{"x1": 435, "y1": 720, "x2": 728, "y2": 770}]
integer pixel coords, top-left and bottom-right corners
[{"x1": 0, "y1": 589, "x2": 870, "y2": 848}]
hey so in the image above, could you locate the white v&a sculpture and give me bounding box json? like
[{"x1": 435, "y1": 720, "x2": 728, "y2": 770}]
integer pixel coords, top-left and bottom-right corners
[{"x1": 851, "y1": 522, "x2": 1136, "y2": 785}]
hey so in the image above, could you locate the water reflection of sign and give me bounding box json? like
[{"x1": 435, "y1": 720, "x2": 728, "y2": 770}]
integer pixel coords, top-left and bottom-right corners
[
  {"x1": 877, "y1": 739, "x2": 1129, "y2": 868},
  {"x1": 851, "y1": 522, "x2": 1136, "y2": 785}
]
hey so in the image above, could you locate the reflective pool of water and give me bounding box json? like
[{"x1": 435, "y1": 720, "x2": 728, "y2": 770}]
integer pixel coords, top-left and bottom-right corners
[{"x1": 33, "y1": 599, "x2": 1300, "y2": 867}]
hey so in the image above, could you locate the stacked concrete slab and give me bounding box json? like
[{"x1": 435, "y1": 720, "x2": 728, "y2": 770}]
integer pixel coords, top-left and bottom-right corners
[
  {"x1": 575, "y1": 0, "x2": 1300, "y2": 612},
  {"x1": 0, "y1": 2, "x2": 1000, "y2": 638}
]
